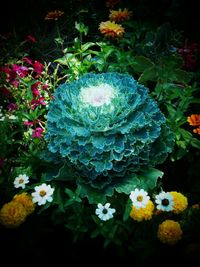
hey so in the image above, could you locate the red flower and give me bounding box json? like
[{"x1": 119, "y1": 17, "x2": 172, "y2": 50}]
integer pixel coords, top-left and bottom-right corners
[
  {"x1": 32, "y1": 61, "x2": 44, "y2": 77},
  {"x1": 31, "y1": 97, "x2": 46, "y2": 109},
  {"x1": 31, "y1": 82, "x2": 42, "y2": 96}
]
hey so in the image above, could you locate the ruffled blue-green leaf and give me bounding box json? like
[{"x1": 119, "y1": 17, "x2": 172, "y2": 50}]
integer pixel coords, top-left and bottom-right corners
[{"x1": 45, "y1": 72, "x2": 175, "y2": 196}]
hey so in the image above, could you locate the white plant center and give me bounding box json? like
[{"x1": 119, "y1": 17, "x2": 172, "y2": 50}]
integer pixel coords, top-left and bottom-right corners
[{"x1": 80, "y1": 84, "x2": 116, "y2": 107}]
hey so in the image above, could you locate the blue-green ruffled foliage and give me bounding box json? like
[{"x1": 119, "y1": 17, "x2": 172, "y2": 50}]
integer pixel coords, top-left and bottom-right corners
[{"x1": 45, "y1": 72, "x2": 174, "y2": 188}]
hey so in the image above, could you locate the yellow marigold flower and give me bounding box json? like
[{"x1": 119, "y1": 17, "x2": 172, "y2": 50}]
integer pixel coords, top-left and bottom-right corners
[
  {"x1": 109, "y1": 8, "x2": 132, "y2": 22},
  {"x1": 99, "y1": 21, "x2": 124, "y2": 39},
  {"x1": 193, "y1": 126, "x2": 200, "y2": 135},
  {"x1": 187, "y1": 114, "x2": 200, "y2": 126},
  {"x1": 106, "y1": 0, "x2": 121, "y2": 8},
  {"x1": 170, "y1": 191, "x2": 188, "y2": 214},
  {"x1": 13, "y1": 192, "x2": 35, "y2": 216},
  {"x1": 157, "y1": 220, "x2": 182, "y2": 245},
  {"x1": 45, "y1": 10, "x2": 64, "y2": 21},
  {"x1": 0, "y1": 201, "x2": 27, "y2": 228},
  {"x1": 130, "y1": 200, "x2": 154, "y2": 222}
]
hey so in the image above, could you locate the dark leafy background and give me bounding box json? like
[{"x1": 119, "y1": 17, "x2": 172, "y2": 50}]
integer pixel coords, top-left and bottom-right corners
[{"x1": 1, "y1": 0, "x2": 200, "y2": 265}]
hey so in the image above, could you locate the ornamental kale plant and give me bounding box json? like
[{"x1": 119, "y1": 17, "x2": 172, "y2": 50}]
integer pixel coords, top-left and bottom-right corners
[{"x1": 45, "y1": 72, "x2": 174, "y2": 195}]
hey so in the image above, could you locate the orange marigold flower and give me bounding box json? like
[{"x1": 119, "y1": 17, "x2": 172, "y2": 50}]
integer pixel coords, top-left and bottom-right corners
[
  {"x1": 193, "y1": 126, "x2": 200, "y2": 135},
  {"x1": 0, "y1": 201, "x2": 27, "y2": 228},
  {"x1": 170, "y1": 191, "x2": 188, "y2": 214},
  {"x1": 45, "y1": 10, "x2": 64, "y2": 21},
  {"x1": 106, "y1": 0, "x2": 121, "y2": 8},
  {"x1": 13, "y1": 192, "x2": 35, "y2": 216},
  {"x1": 99, "y1": 21, "x2": 124, "y2": 39},
  {"x1": 109, "y1": 8, "x2": 132, "y2": 22},
  {"x1": 157, "y1": 220, "x2": 183, "y2": 245},
  {"x1": 187, "y1": 114, "x2": 200, "y2": 126},
  {"x1": 130, "y1": 200, "x2": 154, "y2": 222}
]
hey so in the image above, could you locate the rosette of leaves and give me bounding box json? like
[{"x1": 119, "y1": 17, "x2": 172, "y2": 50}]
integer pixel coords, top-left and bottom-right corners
[{"x1": 45, "y1": 72, "x2": 174, "y2": 202}]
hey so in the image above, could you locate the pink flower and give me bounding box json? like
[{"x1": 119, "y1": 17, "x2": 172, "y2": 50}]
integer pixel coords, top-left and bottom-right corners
[
  {"x1": 12, "y1": 64, "x2": 29, "y2": 77},
  {"x1": 23, "y1": 121, "x2": 34, "y2": 126},
  {"x1": 32, "y1": 127, "x2": 44, "y2": 138},
  {"x1": 22, "y1": 57, "x2": 33, "y2": 65},
  {"x1": 31, "y1": 97, "x2": 46, "y2": 109},
  {"x1": 7, "y1": 103, "x2": 17, "y2": 111},
  {"x1": 25, "y1": 35, "x2": 37, "y2": 43}
]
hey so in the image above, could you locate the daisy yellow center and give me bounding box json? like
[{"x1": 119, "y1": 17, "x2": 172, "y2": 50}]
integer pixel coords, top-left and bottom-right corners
[
  {"x1": 39, "y1": 190, "x2": 47, "y2": 197},
  {"x1": 19, "y1": 178, "x2": 24, "y2": 184},
  {"x1": 137, "y1": 195, "x2": 143, "y2": 202}
]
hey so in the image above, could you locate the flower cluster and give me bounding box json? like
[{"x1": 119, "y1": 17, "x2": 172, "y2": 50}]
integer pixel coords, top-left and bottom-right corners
[
  {"x1": 0, "y1": 171, "x2": 54, "y2": 228},
  {"x1": 0, "y1": 57, "x2": 53, "y2": 140},
  {"x1": 129, "y1": 188, "x2": 188, "y2": 219},
  {"x1": 128, "y1": 189, "x2": 187, "y2": 244},
  {"x1": 44, "y1": 10, "x2": 64, "y2": 21},
  {"x1": 109, "y1": 8, "x2": 132, "y2": 22},
  {"x1": 94, "y1": 188, "x2": 189, "y2": 245},
  {"x1": 99, "y1": 5, "x2": 132, "y2": 39},
  {"x1": 187, "y1": 114, "x2": 200, "y2": 135},
  {"x1": 13, "y1": 174, "x2": 54, "y2": 206},
  {"x1": 0, "y1": 192, "x2": 35, "y2": 228}
]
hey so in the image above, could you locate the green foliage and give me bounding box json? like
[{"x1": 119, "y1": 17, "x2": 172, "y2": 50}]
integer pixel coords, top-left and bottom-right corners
[{"x1": 1, "y1": 0, "x2": 200, "y2": 257}]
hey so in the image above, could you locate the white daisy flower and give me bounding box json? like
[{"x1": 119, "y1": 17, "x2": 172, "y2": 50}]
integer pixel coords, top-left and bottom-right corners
[
  {"x1": 95, "y1": 203, "x2": 116, "y2": 221},
  {"x1": 155, "y1": 191, "x2": 174, "y2": 211},
  {"x1": 129, "y1": 188, "x2": 150, "y2": 209},
  {"x1": 14, "y1": 174, "x2": 29, "y2": 189},
  {"x1": 31, "y1": 183, "x2": 54, "y2": 206}
]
